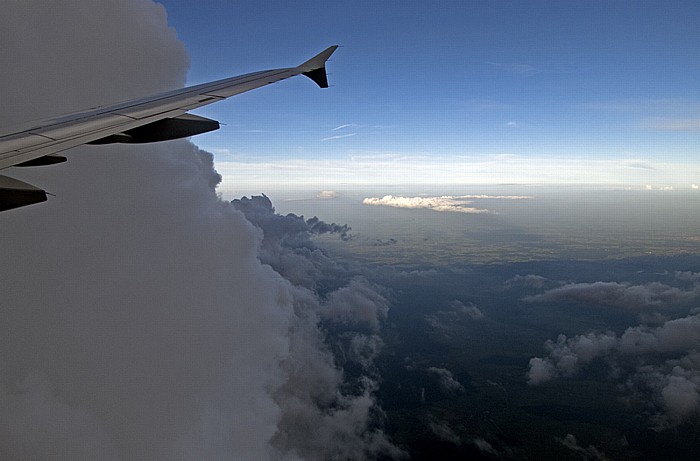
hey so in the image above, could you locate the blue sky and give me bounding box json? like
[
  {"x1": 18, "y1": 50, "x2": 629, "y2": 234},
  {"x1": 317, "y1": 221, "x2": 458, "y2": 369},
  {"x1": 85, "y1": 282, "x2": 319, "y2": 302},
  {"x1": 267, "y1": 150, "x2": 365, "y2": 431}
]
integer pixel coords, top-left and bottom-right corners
[{"x1": 158, "y1": 0, "x2": 700, "y2": 192}]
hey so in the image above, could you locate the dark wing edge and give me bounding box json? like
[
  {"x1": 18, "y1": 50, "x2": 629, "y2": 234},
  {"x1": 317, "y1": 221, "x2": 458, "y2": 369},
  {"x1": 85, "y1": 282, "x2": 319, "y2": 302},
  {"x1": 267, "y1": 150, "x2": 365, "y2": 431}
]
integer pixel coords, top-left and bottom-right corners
[
  {"x1": 299, "y1": 45, "x2": 338, "y2": 88},
  {"x1": 0, "y1": 45, "x2": 338, "y2": 212}
]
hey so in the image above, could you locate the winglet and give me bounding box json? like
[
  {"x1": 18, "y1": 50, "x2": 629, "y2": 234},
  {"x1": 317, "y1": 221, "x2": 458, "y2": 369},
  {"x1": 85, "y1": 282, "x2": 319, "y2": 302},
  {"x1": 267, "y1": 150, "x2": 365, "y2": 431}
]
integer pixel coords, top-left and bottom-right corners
[{"x1": 298, "y1": 45, "x2": 338, "y2": 88}]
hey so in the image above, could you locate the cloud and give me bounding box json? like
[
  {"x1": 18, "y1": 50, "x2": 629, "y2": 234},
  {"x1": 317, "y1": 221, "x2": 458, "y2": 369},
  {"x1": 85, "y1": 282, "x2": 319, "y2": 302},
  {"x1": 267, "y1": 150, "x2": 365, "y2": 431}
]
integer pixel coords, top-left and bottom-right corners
[
  {"x1": 451, "y1": 300, "x2": 484, "y2": 320},
  {"x1": 363, "y1": 195, "x2": 490, "y2": 214},
  {"x1": 425, "y1": 300, "x2": 486, "y2": 332},
  {"x1": 363, "y1": 195, "x2": 488, "y2": 213},
  {"x1": 322, "y1": 133, "x2": 357, "y2": 141},
  {"x1": 505, "y1": 274, "x2": 548, "y2": 289},
  {"x1": 317, "y1": 190, "x2": 340, "y2": 199},
  {"x1": 623, "y1": 160, "x2": 655, "y2": 170},
  {"x1": 528, "y1": 314, "x2": 700, "y2": 426},
  {"x1": 618, "y1": 314, "x2": 700, "y2": 355},
  {"x1": 676, "y1": 271, "x2": 700, "y2": 283},
  {"x1": 527, "y1": 357, "x2": 559, "y2": 385},
  {"x1": 332, "y1": 123, "x2": 356, "y2": 131},
  {"x1": 473, "y1": 438, "x2": 499, "y2": 456},
  {"x1": 428, "y1": 419, "x2": 461, "y2": 445},
  {"x1": 486, "y1": 61, "x2": 541, "y2": 75},
  {"x1": 0, "y1": 2, "x2": 401, "y2": 459},
  {"x1": 526, "y1": 331, "x2": 618, "y2": 383},
  {"x1": 642, "y1": 118, "x2": 700, "y2": 131},
  {"x1": 661, "y1": 374, "x2": 700, "y2": 422},
  {"x1": 230, "y1": 195, "x2": 404, "y2": 458},
  {"x1": 556, "y1": 434, "x2": 606, "y2": 460},
  {"x1": 643, "y1": 185, "x2": 675, "y2": 191},
  {"x1": 525, "y1": 281, "x2": 696, "y2": 310},
  {"x1": 320, "y1": 278, "x2": 390, "y2": 332},
  {"x1": 427, "y1": 367, "x2": 464, "y2": 393},
  {"x1": 215, "y1": 155, "x2": 700, "y2": 191}
]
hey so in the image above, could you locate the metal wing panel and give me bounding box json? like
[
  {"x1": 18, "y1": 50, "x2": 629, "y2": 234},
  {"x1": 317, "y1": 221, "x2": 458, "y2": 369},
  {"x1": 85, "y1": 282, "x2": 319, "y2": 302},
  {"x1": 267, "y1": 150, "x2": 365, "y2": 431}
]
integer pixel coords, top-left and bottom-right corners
[
  {"x1": 0, "y1": 46, "x2": 337, "y2": 172},
  {"x1": 0, "y1": 109, "x2": 192, "y2": 169}
]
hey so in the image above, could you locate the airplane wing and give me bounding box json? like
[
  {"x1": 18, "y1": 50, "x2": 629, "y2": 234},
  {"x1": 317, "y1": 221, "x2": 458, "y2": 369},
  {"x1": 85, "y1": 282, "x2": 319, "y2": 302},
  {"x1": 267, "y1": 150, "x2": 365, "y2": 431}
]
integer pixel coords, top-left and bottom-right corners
[{"x1": 0, "y1": 45, "x2": 338, "y2": 212}]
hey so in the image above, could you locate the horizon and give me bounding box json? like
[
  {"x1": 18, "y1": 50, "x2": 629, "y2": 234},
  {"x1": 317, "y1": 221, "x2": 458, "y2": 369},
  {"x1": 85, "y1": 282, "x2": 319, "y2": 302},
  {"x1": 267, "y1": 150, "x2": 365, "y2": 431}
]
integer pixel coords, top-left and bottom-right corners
[
  {"x1": 159, "y1": 0, "x2": 700, "y2": 191},
  {"x1": 2, "y1": 1, "x2": 699, "y2": 460}
]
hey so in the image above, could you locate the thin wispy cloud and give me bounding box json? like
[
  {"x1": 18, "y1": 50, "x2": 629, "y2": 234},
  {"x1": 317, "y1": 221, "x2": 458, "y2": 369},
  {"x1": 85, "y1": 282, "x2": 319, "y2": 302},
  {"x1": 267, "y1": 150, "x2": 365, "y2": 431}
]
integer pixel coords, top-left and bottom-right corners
[
  {"x1": 486, "y1": 61, "x2": 541, "y2": 75},
  {"x1": 215, "y1": 154, "x2": 700, "y2": 192},
  {"x1": 332, "y1": 123, "x2": 356, "y2": 131},
  {"x1": 322, "y1": 132, "x2": 357, "y2": 141},
  {"x1": 583, "y1": 98, "x2": 696, "y2": 112},
  {"x1": 642, "y1": 118, "x2": 700, "y2": 131},
  {"x1": 472, "y1": 100, "x2": 513, "y2": 110},
  {"x1": 623, "y1": 160, "x2": 655, "y2": 170}
]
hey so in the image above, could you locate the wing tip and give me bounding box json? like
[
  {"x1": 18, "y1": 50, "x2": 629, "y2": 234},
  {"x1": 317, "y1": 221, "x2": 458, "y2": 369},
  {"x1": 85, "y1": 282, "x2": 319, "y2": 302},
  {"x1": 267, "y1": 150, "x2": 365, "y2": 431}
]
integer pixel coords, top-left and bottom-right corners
[{"x1": 299, "y1": 45, "x2": 339, "y2": 88}]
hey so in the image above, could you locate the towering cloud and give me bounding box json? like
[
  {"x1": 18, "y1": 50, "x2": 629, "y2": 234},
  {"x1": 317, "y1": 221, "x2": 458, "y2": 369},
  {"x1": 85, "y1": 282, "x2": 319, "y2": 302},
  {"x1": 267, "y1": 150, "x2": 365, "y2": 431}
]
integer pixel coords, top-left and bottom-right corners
[{"x1": 0, "y1": 2, "x2": 398, "y2": 459}]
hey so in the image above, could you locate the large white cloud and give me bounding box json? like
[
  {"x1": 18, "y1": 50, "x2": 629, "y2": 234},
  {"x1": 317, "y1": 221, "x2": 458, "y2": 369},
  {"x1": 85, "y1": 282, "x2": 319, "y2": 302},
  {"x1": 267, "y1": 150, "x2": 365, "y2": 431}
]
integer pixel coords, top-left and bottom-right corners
[
  {"x1": 0, "y1": 2, "x2": 400, "y2": 459},
  {"x1": 362, "y1": 194, "x2": 530, "y2": 214},
  {"x1": 363, "y1": 195, "x2": 489, "y2": 213}
]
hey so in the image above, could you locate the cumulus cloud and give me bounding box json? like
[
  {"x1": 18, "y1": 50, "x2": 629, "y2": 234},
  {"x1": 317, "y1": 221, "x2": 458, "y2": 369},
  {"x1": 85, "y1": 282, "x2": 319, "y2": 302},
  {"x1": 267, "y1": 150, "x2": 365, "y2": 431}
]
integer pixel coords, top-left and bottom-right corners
[
  {"x1": 528, "y1": 314, "x2": 700, "y2": 426},
  {"x1": 556, "y1": 434, "x2": 606, "y2": 460},
  {"x1": 451, "y1": 300, "x2": 484, "y2": 320},
  {"x1": 675, "y1": 271, "x2": 700, "y2": 283},
  {"x1": 505, "y1": 274, "x2": 547, "y2": 289},
  {"x1": 425, "y1": 299, "x2": 485, "y2": 332},
  {"x1": 229, "y1": 196, "x2": 402, "y2": 458},
  {"x1": 644, "y1": 184, "x2": 675, "y2": 191},
  {"x1": 320, "y1": 278, "x2": 390, "y2": 332},
  {"x1": 427, "y1": 367, "x2": 464, "y2": 393},
  {"x1": 428, "y1": 419, "x2": 461, "y2": 445},
  {"x1": 0, "y1": 2, "x2": 400, "y2": 460},
  {"x1": 618, "y1": 314, "x2": 700, "y2": 354},
  {"x1": 525, "y1": 281, "x2": 696, "y2": 310},
  {"x1": 316, "y1": 190, "x2": 340, "y2": 199},
  {"x1": 362, "y1": 194, "x2": 530, "y2": 214},
  {"x1": 526, "y1": 332, "x2": 618, "y2": 384},
  {"x1": 527, "y1": 357, "x2": 559, "y2": 386},
  {"x1": 473, "y1": 438, "x2": 499, "y2": 456},
  {"x1": 363, "y1": 195, "x2": 488, "y2": 213}
]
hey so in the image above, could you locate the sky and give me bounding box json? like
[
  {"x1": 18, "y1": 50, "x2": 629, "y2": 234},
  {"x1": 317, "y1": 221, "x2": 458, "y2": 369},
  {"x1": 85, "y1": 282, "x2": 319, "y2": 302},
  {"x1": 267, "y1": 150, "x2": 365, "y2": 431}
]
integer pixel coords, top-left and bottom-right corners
[
  {"x1": 156, "y1": 0, "x2": 700, "y2": 192},
  {"x1": 2, "y1": 2, "x2": 700, "y2": 460}
]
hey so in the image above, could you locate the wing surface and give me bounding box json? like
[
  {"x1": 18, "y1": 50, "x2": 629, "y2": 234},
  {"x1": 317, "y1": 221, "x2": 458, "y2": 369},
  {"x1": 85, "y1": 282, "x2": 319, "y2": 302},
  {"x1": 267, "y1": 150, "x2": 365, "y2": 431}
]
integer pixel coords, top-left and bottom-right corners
[
  {"x1": 0, "y1": 45, "x2": 337, "y2": 170},
  {"x1": 0, "y1": 45, "x2": 337, "y2": 211}
]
